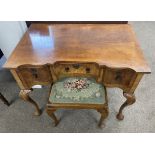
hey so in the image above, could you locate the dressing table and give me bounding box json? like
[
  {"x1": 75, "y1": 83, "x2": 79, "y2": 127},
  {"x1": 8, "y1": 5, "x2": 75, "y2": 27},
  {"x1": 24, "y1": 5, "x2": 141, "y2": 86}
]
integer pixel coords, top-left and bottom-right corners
[{"x1": 4, "y1": 24, "x2": 151, "y2": 120}]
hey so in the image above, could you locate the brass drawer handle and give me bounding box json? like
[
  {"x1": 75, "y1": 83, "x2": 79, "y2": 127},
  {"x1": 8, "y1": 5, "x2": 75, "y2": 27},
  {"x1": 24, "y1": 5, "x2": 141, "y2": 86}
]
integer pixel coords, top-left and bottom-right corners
[
  {"x1": 72, "y1": 64, "x2": 80, "y2": 69},
  {"x1": 115, "y1": 75, "x2": 121, "y2": 81},
  {"x1": 65, "y1": 67, "x2": 70, "y2": 72},
  {"x1": 115, "y1": 72, "x2": 122, "y2": 81},
  {"x1": 31, "y1": 68, "x2": 38, "y2": 78},
  {"x1": 86, "y1": 67, "x2": 90, "y2": 73}
]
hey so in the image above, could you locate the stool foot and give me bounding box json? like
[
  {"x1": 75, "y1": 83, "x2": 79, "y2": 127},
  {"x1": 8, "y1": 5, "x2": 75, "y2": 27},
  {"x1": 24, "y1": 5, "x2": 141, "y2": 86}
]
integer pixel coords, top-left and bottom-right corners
[
  {"x1": 98, "y1": 108, "x2": 108, "y2": 127},
  {"x1": 47, "y1": 109, "x2": 59, "y2": 126}
]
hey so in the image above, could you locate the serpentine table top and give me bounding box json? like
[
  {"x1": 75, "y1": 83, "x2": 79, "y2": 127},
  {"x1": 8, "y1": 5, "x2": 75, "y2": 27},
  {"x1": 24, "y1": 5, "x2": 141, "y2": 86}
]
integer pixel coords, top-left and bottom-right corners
[{"x1": 4, "y1": 24, "x2": 151, "y2": 73}]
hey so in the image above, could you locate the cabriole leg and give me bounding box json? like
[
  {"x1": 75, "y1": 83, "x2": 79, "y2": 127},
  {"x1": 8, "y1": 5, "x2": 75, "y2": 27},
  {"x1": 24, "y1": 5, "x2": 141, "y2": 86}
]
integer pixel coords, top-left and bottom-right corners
[
  {"x1": 116, "y1": 92, "x2": 136, "y2": 120},
  {"x1": 98, "y1": 108, "x2": 109, "y2": 127},
  {"x1": 46, "y1": 108, "x2": 59, "y2": 126},
  {"x1": 19, "y1": 89, "x2": 41, "y2": 116}
]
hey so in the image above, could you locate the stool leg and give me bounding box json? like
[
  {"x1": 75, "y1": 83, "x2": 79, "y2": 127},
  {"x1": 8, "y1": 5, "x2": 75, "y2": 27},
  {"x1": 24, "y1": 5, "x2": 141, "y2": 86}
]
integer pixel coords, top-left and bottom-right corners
[
  {"x1": 47, "y1": 109, "x2": 59, "y2": 126},
  {"x1": 98, "y1": 108, "x2": 108, "y2": 127}
]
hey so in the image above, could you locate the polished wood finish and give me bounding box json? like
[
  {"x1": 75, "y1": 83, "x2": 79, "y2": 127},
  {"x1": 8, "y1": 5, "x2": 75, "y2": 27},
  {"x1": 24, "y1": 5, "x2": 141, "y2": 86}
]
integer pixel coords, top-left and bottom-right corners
[
  {"x1": 26, "y1": 21, "x2": 128, "y2": 27},
  {"x1": 0, "y1": 92, "x2": 10, "y2": 106},
  {"x1": 103, "y1": 67, "x2": 138, "y2": 92},
  {"x1": 4, "y1": 24, "x2": 150, "y2": 73},
  {"x1": 4, "y1": 24, "x2": 151, "y2": 122},
  {"x1": 10, "y1": 69, "x2": 25, "y2": 89},
  {"x1": 17, "y1": 64, "x2": 52, "y2": 89},
  {"x1": 52, "y1": 62, "x2": 100, "y2": 81}
]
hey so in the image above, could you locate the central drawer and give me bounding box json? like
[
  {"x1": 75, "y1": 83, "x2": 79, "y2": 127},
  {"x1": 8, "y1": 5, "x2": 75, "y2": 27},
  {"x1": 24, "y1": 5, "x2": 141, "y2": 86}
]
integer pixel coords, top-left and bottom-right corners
[{"x1": 52, "y1": 62, "x2": 100, "y2": 80}]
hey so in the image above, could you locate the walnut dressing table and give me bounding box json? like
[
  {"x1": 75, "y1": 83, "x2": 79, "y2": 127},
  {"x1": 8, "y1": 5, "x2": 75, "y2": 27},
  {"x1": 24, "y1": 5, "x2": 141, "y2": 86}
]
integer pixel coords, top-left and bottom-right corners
[{"x1": 4, "y1": 24, "x2": 151, "y2": 120}]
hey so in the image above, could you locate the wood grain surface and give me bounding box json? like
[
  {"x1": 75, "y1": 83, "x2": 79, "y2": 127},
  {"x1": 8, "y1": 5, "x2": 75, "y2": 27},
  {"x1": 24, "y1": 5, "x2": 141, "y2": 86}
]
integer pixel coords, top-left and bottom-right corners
[{"x1": 4, "y1": 24, "x2": 151, "y2": 73}]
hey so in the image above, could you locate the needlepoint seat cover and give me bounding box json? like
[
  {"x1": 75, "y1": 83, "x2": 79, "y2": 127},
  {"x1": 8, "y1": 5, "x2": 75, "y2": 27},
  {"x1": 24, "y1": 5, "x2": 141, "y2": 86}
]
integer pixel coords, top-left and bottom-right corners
[{"x1": 49, "y1": 77, "x2": 106, "y2": 104}]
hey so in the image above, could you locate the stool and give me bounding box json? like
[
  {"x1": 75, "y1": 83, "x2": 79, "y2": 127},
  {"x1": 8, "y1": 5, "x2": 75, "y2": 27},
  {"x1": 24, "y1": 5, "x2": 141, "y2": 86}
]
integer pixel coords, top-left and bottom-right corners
[{"x1": 46, "y1": 77, "x2": 108, "y2": 127}]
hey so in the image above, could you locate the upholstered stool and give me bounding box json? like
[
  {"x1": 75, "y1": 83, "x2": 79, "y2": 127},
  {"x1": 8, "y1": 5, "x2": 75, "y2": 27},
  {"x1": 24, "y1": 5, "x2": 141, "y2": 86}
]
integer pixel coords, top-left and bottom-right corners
[{"x1": 46, "y1": 77, "x2": 108, "y2": 127}]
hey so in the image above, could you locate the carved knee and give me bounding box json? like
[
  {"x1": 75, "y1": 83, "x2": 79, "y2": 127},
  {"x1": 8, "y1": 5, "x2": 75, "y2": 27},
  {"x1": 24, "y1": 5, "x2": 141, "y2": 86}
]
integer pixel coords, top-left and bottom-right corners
[{"x1": 123, "y1": 92, "x2": 136, "y2": 105}]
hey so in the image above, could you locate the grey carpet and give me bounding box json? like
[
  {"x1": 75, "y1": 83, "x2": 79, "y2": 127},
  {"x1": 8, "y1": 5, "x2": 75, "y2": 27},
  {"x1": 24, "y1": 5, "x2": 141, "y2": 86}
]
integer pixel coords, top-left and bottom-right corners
[{"x1": 0, "y1": 21, "x2": 154, "y2": 132}]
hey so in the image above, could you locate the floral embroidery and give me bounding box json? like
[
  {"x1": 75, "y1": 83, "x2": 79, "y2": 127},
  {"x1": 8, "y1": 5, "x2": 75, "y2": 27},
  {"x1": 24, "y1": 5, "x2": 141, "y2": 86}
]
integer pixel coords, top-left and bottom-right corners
[
  {"x1": 51, "y1": 77, "x2": 104, "y2": 102},
  {"x1": 64, "y1": 78, "x2": 89, "y2": 91}
]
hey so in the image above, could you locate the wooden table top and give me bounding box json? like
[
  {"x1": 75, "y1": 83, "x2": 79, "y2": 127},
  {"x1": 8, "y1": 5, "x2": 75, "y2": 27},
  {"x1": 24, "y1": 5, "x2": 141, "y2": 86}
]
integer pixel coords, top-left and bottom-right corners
[{"x1": 4, "y1": 24, "x2": 151, "y2": 73}]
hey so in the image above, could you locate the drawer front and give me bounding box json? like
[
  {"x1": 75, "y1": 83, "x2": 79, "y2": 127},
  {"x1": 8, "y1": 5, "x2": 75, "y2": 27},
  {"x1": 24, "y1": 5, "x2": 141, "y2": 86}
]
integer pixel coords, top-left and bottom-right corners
[
  {"x1": 103, "y1": 68, "x2": 136, "y2": 88},
  {"x1": 17, "y1": 65, "x2": 52, "y2": 88},
  {"x1": 53, "y1": 62, "x2": 100, "y2": 80}
]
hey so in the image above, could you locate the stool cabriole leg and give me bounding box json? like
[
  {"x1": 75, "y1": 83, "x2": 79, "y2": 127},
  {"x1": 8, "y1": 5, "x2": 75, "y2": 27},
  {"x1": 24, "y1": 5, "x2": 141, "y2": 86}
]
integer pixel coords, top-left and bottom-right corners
[{"x1": 46, "y1": 108, "x2": 59, "y2": 126}]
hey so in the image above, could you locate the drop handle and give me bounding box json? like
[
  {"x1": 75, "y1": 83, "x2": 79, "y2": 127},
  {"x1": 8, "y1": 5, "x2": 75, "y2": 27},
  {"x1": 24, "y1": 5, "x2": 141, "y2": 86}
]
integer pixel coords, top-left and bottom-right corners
[
  {"x1": 115, "y1": 73, "x2": 122, "y2": 81},
  {"x1": 86, "y1": 68, "x2": 90, "y2": 73},
  {"x1": 72, "y1": 64, "x2": 80, "y2": 69},
  {"x1": 65, "y1": 67, "x2": 70, "y2": 72},
  {"x1": 31, "y1": 68, "x2": 38, "y2": 78}
]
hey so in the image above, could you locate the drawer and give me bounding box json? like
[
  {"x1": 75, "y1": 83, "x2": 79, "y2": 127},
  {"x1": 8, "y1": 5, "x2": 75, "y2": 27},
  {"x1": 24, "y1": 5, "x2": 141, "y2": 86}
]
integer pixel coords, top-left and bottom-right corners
[
  {"x1": 17, "y1": 65, "x2": 52, "y2": 88},
  {"x1": 103, "y1": 68, "x2": 136, "y2": 88},
  {"x1": 52, "y1": 62, "x2": 100, "y2": 80}
]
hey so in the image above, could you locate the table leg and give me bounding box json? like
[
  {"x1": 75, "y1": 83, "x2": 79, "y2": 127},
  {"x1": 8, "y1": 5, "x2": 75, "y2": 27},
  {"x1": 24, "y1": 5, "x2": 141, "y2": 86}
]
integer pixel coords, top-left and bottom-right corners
[
  {"x1": 19, "y1": 89, "x2": 41, "y2": 116},
  {"x1": 116, "y1": 92, "x2": 136, "y2": 120},
  {"x1": 0, "y1": 92, "x2": 10, "y2": 106}
]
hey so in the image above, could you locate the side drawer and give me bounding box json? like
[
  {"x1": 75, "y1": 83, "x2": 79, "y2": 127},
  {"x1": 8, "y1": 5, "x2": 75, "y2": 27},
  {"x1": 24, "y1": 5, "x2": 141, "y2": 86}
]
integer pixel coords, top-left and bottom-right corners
[
  {"x1": 52, "y1": 62, "x2": 100, "y2": 80},
  {"x1": 103, "y1": 67, "x2": 137, "y2": 88},
  {"x1": 17, "y1": 65, "x2": 52, "y2": 89}
]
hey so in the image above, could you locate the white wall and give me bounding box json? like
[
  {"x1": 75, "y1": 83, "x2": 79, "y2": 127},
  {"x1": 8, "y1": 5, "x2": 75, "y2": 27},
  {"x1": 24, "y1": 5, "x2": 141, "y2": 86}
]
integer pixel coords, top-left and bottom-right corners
[{"x1": 0, "y1": 21, "x2": 27, "y2": 59}]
